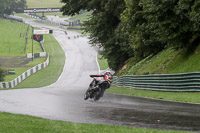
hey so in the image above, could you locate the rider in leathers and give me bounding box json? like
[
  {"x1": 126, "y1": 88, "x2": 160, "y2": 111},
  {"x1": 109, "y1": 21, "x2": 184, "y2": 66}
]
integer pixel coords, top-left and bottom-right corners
[{"x1": 89, "y1": 71, "x2": 113, "y2": 96}]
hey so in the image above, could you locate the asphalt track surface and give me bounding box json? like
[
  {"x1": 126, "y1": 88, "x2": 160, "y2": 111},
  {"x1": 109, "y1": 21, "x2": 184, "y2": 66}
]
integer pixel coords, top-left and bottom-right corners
[{"x1": 0, "y1": 17, "x2": 200, "y2": 132}]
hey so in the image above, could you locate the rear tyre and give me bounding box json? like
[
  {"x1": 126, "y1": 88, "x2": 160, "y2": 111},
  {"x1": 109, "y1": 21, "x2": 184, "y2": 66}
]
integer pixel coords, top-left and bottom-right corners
[
  {"x1": 93, "y1": 88, "x2": 101, "y2": 101},
  {"x1": 94, "y1": 94, "x2": 100, "y2": 101}
]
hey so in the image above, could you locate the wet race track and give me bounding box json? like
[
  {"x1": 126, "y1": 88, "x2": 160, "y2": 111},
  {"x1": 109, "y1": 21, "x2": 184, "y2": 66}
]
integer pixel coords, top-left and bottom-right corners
[{"x1": 0, "y1": 17, "x2": 200, "y2": 132}]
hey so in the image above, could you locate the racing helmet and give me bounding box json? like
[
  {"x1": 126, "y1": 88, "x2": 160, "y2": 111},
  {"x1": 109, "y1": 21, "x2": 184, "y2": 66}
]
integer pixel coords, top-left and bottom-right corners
[{"x1": 104, "y1": 71, "x2": 113, "y2": 83}]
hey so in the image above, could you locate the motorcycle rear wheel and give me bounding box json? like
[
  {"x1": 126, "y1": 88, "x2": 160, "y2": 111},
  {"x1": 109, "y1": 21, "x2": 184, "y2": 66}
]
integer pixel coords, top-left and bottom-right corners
[{"x1": 93, "y1": 88, "x2": 101, "y2": 101}]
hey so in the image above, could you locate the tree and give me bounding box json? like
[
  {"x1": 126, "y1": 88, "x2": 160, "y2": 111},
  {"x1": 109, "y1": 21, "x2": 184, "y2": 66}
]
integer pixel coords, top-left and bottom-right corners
[
  {"x1": 61, "y1": 0, "x2": 200, "y2": 71},
  {"x1": 0, "y1": 0, "x2": 6, "y2": 17},
  {"x1": 141, "y1": 0, "x2": 200, "y2": 54},
  {"x1": 61, "y1": 0, "x2": 128, "y2": 70},
  {"x1": 0, "y1": 0, "x2": 27, "y2": 16},
  {"x1": 119, "y1": 0, "x2": 200, "y2": 59}
]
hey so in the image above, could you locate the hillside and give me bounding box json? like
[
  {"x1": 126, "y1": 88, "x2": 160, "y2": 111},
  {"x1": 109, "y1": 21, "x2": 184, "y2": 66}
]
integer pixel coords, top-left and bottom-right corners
[
  {"x1": 26, "y1": 0, "x2": 63, "y2": 8},
  {"x1": 117, "y1": 45, "x2": 200, "y2": 76},
  {"x1": 0, "y1": 19, "x2": 42, "y2": 56}
]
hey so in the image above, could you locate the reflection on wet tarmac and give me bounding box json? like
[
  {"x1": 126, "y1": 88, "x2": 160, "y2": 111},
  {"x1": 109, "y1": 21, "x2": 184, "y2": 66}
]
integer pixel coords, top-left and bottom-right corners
[{"x1": 85, "y1": 94, "x2": 200, "y2": 132}]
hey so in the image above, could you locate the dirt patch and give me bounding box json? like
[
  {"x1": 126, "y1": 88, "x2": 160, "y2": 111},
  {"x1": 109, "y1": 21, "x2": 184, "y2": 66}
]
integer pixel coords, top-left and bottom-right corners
[{"x1": 0, "y1": 56, "x2": 32, "y2": 68}]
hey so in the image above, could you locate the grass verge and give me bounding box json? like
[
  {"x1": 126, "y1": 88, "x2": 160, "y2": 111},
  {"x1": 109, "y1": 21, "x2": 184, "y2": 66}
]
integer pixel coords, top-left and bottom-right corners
[
  {"x1": 14, "y1": 34, "x2": 65, "y2": 88},
  {"x1": 106, "y1": 86, "x2": 200, "y2": 104},
  {"x1": 98, "y1": 55, "x2": 109, "y2": 70},
  {"x1": 0, "y1": 112, "x2": 190, "y2": 133}
]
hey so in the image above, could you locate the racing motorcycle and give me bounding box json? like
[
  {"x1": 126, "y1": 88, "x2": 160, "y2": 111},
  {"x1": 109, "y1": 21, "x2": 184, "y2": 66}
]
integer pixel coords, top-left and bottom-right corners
[{"x1": 84, "y1": 75, "x2": 111, "y2": 101}]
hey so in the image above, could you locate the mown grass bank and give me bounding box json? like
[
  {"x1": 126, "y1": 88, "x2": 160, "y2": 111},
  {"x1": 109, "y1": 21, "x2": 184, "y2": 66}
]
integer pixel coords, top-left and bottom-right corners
[
  {"x1": 14, "y1": 34, "x2": 65, "y2": 88},
  {"x1": 118, "y1": 46, "x2": 200, "y2": 76},
  {"x1": 0, "y1": 112, "x2": 191, "y2": 133},
  {"x1": 26, "y1": 0, "x2": 63, "y2": 8}
]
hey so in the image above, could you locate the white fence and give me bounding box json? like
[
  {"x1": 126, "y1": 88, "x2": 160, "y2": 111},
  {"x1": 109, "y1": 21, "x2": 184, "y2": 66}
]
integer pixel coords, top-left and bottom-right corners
[
  {"x1": 0, "y1": 55, "x2": 49, "y2": 88},
  {"x1": 27, "y1": 52, "x2": 47, "y2": 58}
]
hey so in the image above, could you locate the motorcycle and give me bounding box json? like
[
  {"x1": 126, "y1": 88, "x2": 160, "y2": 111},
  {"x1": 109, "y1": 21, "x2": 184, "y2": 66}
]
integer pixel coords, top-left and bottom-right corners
[{"x1": 84, "y1": 75, "x2": 110, "y2": 101}]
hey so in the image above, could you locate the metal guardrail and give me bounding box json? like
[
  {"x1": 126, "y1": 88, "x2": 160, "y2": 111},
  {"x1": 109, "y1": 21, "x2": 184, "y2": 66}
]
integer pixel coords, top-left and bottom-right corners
[
  {"x1": 3, "y1": 14, "x2": 23, "y2": 22},
  {"x1": 112, "y1": 72, "x2": 200, "y2": 92}
]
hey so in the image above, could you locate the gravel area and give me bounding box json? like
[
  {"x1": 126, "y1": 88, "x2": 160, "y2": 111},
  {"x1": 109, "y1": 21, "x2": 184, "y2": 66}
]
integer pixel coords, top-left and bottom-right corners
[{"x1": 0, "y1": 56, "x2": 32, "y2": 68}]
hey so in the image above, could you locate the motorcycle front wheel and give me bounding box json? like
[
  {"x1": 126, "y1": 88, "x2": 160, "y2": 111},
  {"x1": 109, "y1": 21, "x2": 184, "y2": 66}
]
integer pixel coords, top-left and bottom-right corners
[{"x1": 84, "y1": 91, "x2": 90, "y2": 100}]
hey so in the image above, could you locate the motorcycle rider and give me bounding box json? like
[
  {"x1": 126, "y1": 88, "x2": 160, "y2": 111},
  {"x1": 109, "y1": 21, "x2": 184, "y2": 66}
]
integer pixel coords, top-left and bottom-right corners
[
  {"x1": 90, "y1": 71, "x2": 113, "y2": 90},
  {"x1": 84, "y1": 71, "x2": 113, "y2": 100},
  {"x1": 85, "y1": 71, "x2": 113, "y2": 100}
]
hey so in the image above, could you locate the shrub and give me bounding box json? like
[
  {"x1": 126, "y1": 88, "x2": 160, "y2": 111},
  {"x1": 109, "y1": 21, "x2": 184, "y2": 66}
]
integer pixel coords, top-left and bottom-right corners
[{"x1": 0, "y1": 68, "x2": 5, "y2": 82}]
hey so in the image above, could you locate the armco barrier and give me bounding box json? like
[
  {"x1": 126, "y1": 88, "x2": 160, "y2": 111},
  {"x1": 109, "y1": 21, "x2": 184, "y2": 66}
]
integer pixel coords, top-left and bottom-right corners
[
  {"x1": 0, "y1": 55, "x2": 49, "y2": 88},
  {"x1": 112, "y1": 72, "x2": 200, "y2": 92},
  {"x1": 3, "y1": 14, "x2": 23, "y2": 22}
]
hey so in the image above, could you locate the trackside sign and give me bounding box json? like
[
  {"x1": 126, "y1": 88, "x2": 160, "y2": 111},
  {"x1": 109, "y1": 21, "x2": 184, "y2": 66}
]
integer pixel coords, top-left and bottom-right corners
[
  {"x1": 33, "y1": 35, "x2": 43, "y2": 42},
  {"x1": 34, "y1": 30, "x2": 53, "y2": 34},
  {"x1": 15, "y1": 8, "x2": 60, "y2": 13}
]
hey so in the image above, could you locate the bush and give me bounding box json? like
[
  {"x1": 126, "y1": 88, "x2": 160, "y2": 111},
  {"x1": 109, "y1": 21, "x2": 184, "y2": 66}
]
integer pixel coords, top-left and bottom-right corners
[{"x1": 0, "y1": 68, "x2": 5, "y2": 82}]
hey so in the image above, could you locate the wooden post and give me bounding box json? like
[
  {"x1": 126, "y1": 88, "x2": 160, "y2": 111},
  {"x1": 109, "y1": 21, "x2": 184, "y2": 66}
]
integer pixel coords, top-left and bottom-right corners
[
  {"x1": 32, "y1": 26, "x2": 34, "y2": 61},
  {"x1": 24, "y1": 25, "x2": 30, "y2": 53}
]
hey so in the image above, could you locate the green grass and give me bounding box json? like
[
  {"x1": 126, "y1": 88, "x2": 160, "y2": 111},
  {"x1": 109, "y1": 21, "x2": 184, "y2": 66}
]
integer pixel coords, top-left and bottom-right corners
[
  {"x1": 166, "y1": 47, "x2": 200, "y2": 73},
  {"x1": 0, "y1": 19, "x2": 42, "y2": 56},
  {"x1": 98, "y1": 55, "x2": 109, "y2": 70},
  {"x1": 118, "y1": 46, "x2": 200, "y2": 76},
  {"x1": 25, "y1": 58, "x2": 46, "y2": 66},
  {"x1": 69, "y1": 11, "x2": 92, "y2": 22},
  {"x1": 14, "y1": 34, "x2": 65, "y2": 88},
  {"x1": 106, "y1": 86, "x2": 200, "y2": 103},
  {"x1": 27, "y1": 0, "x2": 63, "y2": 8},
  {"x1": 0, "y1": 112, "x2": 191, "y2": 133},
  {"x1": 4, "y1": 68, "x2": 29, "y2": 82}
]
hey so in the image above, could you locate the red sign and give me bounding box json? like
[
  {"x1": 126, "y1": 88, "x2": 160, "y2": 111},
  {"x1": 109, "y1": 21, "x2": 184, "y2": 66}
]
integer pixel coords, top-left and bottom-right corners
[{"x1": 33, "y1": 35, "x2": 43, "y2": 42}]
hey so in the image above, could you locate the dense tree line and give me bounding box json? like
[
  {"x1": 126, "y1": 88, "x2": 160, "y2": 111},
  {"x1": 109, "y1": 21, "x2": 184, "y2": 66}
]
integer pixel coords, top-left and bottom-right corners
[
  {"x1": 61, "y1": 0, "x2": 200, "y2": 71},
  {"x1": 0, "y1": 0, "x2": 27, "y2": 17}
]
